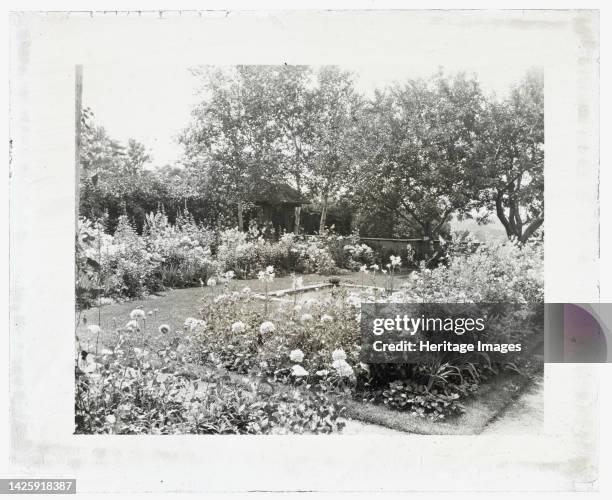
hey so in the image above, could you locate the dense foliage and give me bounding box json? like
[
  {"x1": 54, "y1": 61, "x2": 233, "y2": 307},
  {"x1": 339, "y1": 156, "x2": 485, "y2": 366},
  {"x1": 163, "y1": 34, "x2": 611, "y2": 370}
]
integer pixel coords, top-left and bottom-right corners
[
  {"x1": 80, "y1": 67, "x2": 543, "y2": 241},
  {"x1": 77, "y1": 213, "x2": 376, "y2": 303},
  {"x1": 75, "y1": 319, "x2": 345, "y2": 434},
  {"x1": 187, "y1": 238, "x2": 543, "y2": 421}
]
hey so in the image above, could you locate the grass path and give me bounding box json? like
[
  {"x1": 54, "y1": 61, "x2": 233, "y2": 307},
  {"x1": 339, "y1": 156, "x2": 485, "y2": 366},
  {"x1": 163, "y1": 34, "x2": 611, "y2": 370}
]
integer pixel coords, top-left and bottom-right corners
[{"x1": 76, "y1": 270, "x2": 408, "y2": 351}]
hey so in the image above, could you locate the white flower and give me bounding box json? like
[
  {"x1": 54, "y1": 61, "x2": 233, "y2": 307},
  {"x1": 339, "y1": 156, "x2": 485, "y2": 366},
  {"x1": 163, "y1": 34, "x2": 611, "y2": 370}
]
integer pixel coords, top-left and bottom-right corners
[
  {"x1": 345, "y1": 295, "x2": 361, "y2": 308},
  {"x1": 320, "y1": 314, "x2": 333, "y2": 322},
  {"x1": 382, "y1": 269, "x2": 388, "y2": 274},
  {"x1": 184, "y1": 318, "x2": 206, "y2": 331},
  {"x1": 148, "y1": 310, "x2": 154, "y2": 316},
  {"x1": 291, "y1": 364, "x2": 308, "y2": 377},
  {"x1": 213, "y1": 294, "x2": 228, "y2": 303},
  {"x1": 259, "y1": 321, "x2": 275, "y2": 334},
  {"x1": 77, "y1": 353, "x2": 97, "y2": 373},
  {"x1": 87, "y1": 324, "x2": 101, "y2": 335},
  {"x1": 332, "y1": 359, "x2": 355, "y2": 378},
  {"x1": 300, "y1": 313, "x2": 314, "y2": 323},
  {"x1": 289, "y1": 349, "x2": 305, "y2": 363},
  {"x1": 105, "y1": 414, "x2": 116, "y2": 425},
  {"x1": 315, "y1": 369, "x2": 330, "y2": 377},
  {"x1": 390, "y1": 255, "x2": 402, "y2": 267},
  {"x1": 125, "y1": 320, "x2": 140, "y2": 331},
  {"x1": 129, "y1": 309, "x2": 146, "y2": 320},
  {"x1": 224, "y1": 270, "x2": 235, "y2": 280},
  {"x1": 192, "y1": 319, "x2": 206, "y2": 331},
  {"x1": 360, "y1": 265, "x2": 367, "y2": 272},
  {"x1": 258, "y1": 267, "x2": 275, "y2": 283},
  {"x1": 158, "y1": 324, "x2": 171, "y2": 334},
  {"x1": 370, "y1": 264, "x2": 379, "y2": 271},
  {"x1": 332, "y1": 348, "x2": 347, "y2": 361},
  {"x1": 231, "y1": 321, "x2": 246, "y2": 334},
  {"x1": 207, "y1": 277, "x2": 217, "y2": 287},
  {"x1": 359, "y1": 362, "x2": 370, "y2": 372}
]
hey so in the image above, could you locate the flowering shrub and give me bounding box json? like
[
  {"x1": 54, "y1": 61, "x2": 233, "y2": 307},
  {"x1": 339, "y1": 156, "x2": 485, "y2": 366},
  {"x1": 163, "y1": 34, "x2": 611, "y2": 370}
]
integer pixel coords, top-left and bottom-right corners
[
  {"x1": 191, "y1": 285, "x2": 483, "y2": 419},
  {"x1": 110, "y1": 217, "x2": 164, "y2": 296},
  {"x1": 399, "y1": 238, "x2": 544, "y2": 303},
  {"x1": 191, "y1": 287, "x2": 363, "y2": 385},
  {"x1": 190, "y1": 239, "x2": 543, "y2": 420},
  {"x1": 215, "y1": 227, "x2": 369, "y2": 278},
  {"x1": 78, "y1": 215, "x2": 379, "y2": 302},
  {"x1": 215, "y1": 228, "x2": 296, "y2": 278},
  {"x1": 143, "y1": 211, "x2": 219, "y2": 288},
  {"x1": 75, "y1": 314, "x2": 345, "y2": 434},
  {"x1": 319, "y1": 231, "x2": 375, "y2": 270},
  {"x1": 77, "y1": 212, "x2": 219, "y2": 300}
]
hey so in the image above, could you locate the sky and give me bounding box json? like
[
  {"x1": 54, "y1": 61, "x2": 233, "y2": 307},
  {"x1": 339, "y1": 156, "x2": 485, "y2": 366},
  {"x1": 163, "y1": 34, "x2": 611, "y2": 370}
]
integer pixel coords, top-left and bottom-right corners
[{"x1": 82, "y1": 62, "x2": 535, "y2": 168}]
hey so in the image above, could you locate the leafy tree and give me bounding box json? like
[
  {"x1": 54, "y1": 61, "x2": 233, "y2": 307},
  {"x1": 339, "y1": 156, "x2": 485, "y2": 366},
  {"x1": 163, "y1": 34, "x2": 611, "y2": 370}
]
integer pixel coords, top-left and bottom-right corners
[
  {"x1": 263, "y1": 65, "x2": 317, "y2": 233},
  {"x1": 79, "y1": 108, "x2": 166, "y2": 232},
  {"x1": 125, "y1": 138, "x2": 151, "y2": 173},
  {"x1": 352, "y1": 72, "x2": 488, "y2": 240},
  {"x1": 476, "y1": 69, "x2": 544, "y2": 242},
  {"x1": 308, "y1": 67, "x2": 362, "y2": 233},
  {"x1": 179, "y1": 66, "x2": 285, "y2": 230}
]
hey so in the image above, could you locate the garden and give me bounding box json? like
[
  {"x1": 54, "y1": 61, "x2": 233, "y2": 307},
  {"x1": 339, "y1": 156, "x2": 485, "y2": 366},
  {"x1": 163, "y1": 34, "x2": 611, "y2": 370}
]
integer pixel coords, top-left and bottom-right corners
[
  {"x1": 75, "y1": 218, "x2": 544, "y2": 434},
  {"x1": 75, "y1": 64, "x2": 544, "y2": 434}
]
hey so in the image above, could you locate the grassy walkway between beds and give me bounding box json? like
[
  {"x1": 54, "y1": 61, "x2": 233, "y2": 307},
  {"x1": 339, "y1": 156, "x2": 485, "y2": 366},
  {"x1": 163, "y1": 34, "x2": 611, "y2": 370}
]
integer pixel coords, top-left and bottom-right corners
[{"x1": 76, "y1": 270, "x2": 410, "y2": 350}]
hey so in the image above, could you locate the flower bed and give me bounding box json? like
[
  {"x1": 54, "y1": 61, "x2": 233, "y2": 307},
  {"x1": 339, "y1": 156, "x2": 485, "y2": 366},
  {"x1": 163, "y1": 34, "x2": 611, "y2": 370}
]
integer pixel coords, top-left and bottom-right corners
[
  {"x1": 189, "y1": 239, "x2": 543, "y2": 422},
  {"x1": 77, "y1": 213, "x2": 377, "y2": 304},
  {"x1": 75, "y1": 237, "x2": 543, "y2": 432},
  {"x1": 75, "y1": 313, "x2": 345, "y2": 434}
]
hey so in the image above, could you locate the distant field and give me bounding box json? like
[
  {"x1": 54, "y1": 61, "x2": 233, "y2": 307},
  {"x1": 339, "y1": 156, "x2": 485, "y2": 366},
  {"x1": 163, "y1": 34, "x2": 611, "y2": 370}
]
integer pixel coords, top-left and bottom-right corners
[{"x1": 450, "y1": 217, "x2": 508, "y2": 242}]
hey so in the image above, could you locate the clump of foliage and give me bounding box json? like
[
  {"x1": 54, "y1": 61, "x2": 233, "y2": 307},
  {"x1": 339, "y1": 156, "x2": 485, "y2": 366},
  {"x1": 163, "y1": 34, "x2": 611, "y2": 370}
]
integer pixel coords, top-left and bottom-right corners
[
  {"x1": 77, "y1": 212, "x2": 219, "y2": 300},
  {"x1": 78, "y1": 213, "x2": 378, "y2": 301},
  {"x1": 400, "y1": 237, "x2": 544, "y2": 303},
  {"x1": 75, "y1": 318, "x2": 345, "y2": 434},
  {"x1": 190, "y1": 237, "x2": 543, "y2": 420}
]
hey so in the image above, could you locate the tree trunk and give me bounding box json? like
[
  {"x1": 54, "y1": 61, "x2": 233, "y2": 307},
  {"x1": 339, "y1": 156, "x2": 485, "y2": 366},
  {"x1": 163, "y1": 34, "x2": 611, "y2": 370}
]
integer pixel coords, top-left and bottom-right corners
[
  {"x1": 294, "y1": 175, "x2": 302, "y2": 235},
  {"x1": 319, "y1": 195, "x2": 329, "y2": 234},
  {"x1": 237, "y1": 201, "x2": 244, "y2": 231},
  {"x1": 294, "y1": 206, "x2": 301, "y2": 235},
  {"x1": 519, "y1": 217, "x2": 544, "y2": 243}
]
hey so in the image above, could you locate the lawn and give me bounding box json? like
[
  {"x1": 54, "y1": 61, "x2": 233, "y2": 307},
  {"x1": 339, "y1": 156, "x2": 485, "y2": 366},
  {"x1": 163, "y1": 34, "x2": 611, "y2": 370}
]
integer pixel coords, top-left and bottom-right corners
[{"x1": 76, "y1": 270, "x2": 411, "y2": 352}]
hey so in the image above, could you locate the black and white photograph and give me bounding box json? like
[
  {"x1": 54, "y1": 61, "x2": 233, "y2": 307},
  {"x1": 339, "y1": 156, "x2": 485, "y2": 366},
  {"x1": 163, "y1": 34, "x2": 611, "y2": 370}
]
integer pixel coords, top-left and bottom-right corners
[
  {"x1": 6, "y1": 4, "x2": 607, "y2": 496},
  {"x1": 74, "y1": 63, "x2": 545, "y2": 435}
]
